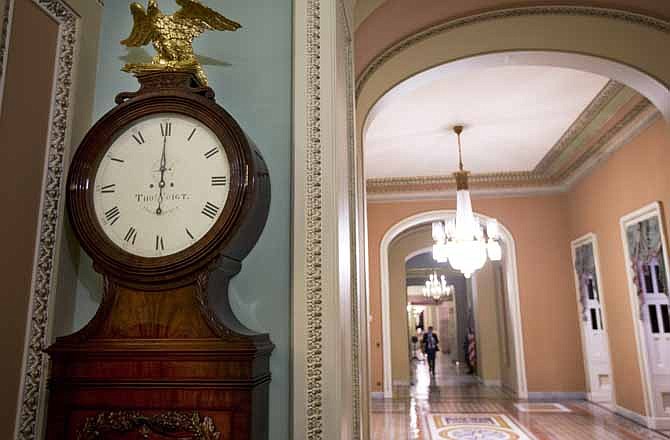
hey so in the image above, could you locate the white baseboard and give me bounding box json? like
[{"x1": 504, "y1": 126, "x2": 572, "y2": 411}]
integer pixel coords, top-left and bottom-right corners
[
  {"x1": 526, "y1": 391, "x2": 587, "y2": 401},
  {"x1": 614, "y1": 405, "x2": 649, "y2": 427},
  {"x1": 613, "y1": 404, "x2": 670, "y2": 430},
  {"x1": 587, "y1": 391, "x2": 612, "y2": 403},
  {"x1": 392, "y1": 379, "x2": 410, "y2": 386},
  {"x1": 649, "y1": 416, "x2": 670, "y2": 430},
  {"x1": 370, "y1": 392, "x2": 385, "y2": 400}
]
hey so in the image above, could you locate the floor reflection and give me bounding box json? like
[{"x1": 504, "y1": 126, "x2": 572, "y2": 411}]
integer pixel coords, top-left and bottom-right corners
[{"x1": 370, "y1": 354, "x2": 669, "y2": 439}]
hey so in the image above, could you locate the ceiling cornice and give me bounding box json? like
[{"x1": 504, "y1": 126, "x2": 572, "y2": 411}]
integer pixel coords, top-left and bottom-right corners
[
  {"x1": 533, "y1": 80, "x2": 624, "y2": 174},
  {"x1": 366, "y1": 86, "x2": 659, "y2": 199}
]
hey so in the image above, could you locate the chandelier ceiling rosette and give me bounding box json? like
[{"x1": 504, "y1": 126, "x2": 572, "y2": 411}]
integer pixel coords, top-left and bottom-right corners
[{"x1": 432, "y1": 125, "x2": 503, "y2": 278}]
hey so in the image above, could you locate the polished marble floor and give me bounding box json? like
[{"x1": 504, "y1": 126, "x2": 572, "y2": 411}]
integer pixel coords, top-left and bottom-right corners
[{"x1": 371, "y1": 355, "x2": 670, "y2": 439}]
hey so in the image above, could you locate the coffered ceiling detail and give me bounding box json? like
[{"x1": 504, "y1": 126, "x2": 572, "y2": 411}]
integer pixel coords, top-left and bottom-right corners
[{"x1": 364, "y1": 65, "x2": 659, "y2": 198}]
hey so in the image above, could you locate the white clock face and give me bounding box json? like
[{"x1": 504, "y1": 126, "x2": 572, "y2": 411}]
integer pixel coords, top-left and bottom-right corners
[{"x1": 93, "y1": 113, "x2": 231, "y2": 258}]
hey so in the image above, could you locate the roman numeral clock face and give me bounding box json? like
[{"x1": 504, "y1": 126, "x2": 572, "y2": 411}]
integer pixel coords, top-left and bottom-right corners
[{"x1": 93, "y1": 113, "x2": 231, "y2": 258}]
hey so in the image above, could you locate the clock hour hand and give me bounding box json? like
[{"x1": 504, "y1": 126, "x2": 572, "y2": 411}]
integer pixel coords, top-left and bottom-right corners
[{"x1": 156, "y1": 133, "x2": 168, "y2": 215}]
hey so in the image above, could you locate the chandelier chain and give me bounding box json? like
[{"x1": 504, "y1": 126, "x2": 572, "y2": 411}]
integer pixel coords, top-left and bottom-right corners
[{"x1": 454, "y1": 125, "x2": 464, "y2": 171}]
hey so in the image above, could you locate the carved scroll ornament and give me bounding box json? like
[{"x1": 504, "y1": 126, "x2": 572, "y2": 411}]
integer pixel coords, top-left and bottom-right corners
[{"x1": 77, "y1": 410, "x2": 221, "y2": 439}]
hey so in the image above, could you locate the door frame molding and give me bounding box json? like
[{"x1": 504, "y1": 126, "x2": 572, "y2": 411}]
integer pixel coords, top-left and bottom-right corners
[
  {"x1": 620, "y1": 201, "x2": 670, "y2": 429},
  {"x1": 570, "y1": 233, "x2": 615, "y2": 403},
  {"x1": 293, "y1": 0, "x2": 364, "y2": 438},
  {"x1": 0, "y1": 1, "x2": 79, "y2": 439}
]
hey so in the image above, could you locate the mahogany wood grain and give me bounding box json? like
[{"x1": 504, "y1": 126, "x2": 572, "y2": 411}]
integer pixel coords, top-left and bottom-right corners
[{"x1": 46, "y1": 72, "x2": 273, "y2": 439}]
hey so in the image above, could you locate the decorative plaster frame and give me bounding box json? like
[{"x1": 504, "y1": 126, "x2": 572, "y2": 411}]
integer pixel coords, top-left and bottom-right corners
[
  {"x1": 340, "y1": 0, "x2": 367, "y2": 437},
  {"x1": 378, "y1": 210, "x2": 528, "y2": 399},
  {"x1": 366, "y1": 102, "x2": 660, "y2": 202},
  {"x1": 365, "y1": 97, "x2": 659, "y2": 198},
  {"x1": 570, "y1": 233, "x2": 616, "y2": 404},
  {"x1": 293, "y1": 0, "x2": 362, "y2": 438},
  {"x1": 0, "y1": 0, "x2": 79, "y2": 439},
  {"x1": 619, "y1": 202, "x2": 670, "y2": 430}
]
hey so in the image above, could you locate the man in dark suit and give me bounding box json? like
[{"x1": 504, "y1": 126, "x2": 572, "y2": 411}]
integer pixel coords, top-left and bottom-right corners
[{"x1": 422, "y1": 326, "x2": 439, "y2": 375}]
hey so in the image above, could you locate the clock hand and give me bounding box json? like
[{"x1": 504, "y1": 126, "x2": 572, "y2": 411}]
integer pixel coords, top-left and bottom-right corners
[{"x1": 156, "y1": 134, "x2": 168, "y2": 215}]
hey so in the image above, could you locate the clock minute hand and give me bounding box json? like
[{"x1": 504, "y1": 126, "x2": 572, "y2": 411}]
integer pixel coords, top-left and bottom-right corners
[{"x1": 156, "y1": 134, "x2": 167, "y2": 215}]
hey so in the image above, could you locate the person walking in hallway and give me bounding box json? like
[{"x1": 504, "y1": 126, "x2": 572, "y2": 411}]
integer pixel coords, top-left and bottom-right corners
[{"x1": 422, "y1": 326, "x2": 439, "y2": 375}]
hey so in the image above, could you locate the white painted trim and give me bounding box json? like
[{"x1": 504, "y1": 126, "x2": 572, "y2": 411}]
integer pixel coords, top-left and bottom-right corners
[
  {"x1": 370, "y1": 392, "x2": 385, "y2": 400},
  {"x1": 570, "y1": 233, "x2": 616, "y2": 405},
  {"x1": 367, "y1": 185, "x2": 560, "y2": 203},
  {"x1": 293, "y1": 0, "x2": 359, "y2": 438},
  {"x1": 526, "y1": 392, "x2": 587, "y2": 400},
  {"x1": 563, "y1": 106, "x2": 660, "y2": 190},
  {"x1": 378, "y1": 210, "x2": 528, "y2": 399},
  {"x1": 614, "y1": 403, "x2": 670, "y2": 430},
  {"x1": 404, "y1": 246, "x2": 433, "y2": 263},
  {"x1": 366, "y1": 107, "x2": 661, "y2": 204},
  {"x1": 615, "y1": 404, "x2": 650, "y2": 427},
  {"x1": 619, "y1": 201, "x2": 670, "y2": 422},
  {"x1": 650, "y1": 416, "x2": 670, "y2": 430}
]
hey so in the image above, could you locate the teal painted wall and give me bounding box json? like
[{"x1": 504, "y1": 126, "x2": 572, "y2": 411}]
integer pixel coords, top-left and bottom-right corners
[{"x1": 73, "y1": 1, "x2": 292, "y2": 437}]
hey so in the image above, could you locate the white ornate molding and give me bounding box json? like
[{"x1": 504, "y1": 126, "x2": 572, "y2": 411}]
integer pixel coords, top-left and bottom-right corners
[
  {"x1": 303, "y1": 0, "x2": 325, "y2": 436},
  {"x1": 562, "y1": 101, "x2": 660, "y2": 189},
  {"x1": 340, "y1": 0, "x2": 365, "y2": 437},
  {"x1": 366, "y1": 100, "x2": 660, "y2": 201},
  {"x1": 534, "y1": 80, "x2": 625, "y2": 175},
  {"x1": 293, "y1": 0, "x2": 360, "y2": 437},
  {"x1": 0, "y1": 1, "x2": 79, "y2": 439},
  {"x1": 365, "y1": 79, "x2": 630, "y2": 197}
]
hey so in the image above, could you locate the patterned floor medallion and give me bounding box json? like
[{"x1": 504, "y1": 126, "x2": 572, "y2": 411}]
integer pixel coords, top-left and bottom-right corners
[
  {"x1": 371, "y1": 356, "x2": 670, "y2": 439},
  {"x1": 426, "y1": 413, "x2": 535, "y2": 440}
]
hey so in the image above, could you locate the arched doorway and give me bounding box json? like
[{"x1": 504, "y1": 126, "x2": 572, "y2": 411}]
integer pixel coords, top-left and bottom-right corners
[
  {"x1": 378, "y1": 210, "x2": 527, "y2": 398},
  {"x1": 356, "y1": 7, "x2": 670, "y2": 128},
  {"x1": 356, "y1": 5, "x2": 670, "y2": 437}
]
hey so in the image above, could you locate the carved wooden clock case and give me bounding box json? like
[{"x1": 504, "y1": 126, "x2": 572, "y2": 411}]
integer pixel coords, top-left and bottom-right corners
[{"x1": 45, "y1": 72, "x2": 273, "y2": 439}]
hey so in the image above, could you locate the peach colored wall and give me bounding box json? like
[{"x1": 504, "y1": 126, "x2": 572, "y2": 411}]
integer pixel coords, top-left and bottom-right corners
[
  {"x1": 388, "y1": 226, "x2": 434, "y2": 382},
  {"x1": 566, "y1": 118, "x2": 670, "y2": 415},
  {"x1": 355, "y1": 0, "x2": 670, "y2": 76},
  {"x1": 474, "y1": 260, "x2": 503, "y2": 384},
  {"x1": 367, "y1": 195, "x2": 585, "y2": 393}
]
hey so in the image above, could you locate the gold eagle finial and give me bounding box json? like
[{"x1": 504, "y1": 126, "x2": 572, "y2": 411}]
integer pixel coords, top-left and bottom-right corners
[{"x1": 121, "y1": 0, "x2": 241, "y2": 85}]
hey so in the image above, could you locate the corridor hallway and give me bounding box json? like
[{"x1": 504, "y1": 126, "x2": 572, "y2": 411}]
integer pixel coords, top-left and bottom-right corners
[{"x1": 371, "y1": 354, "x2": 669, "y2": 439}]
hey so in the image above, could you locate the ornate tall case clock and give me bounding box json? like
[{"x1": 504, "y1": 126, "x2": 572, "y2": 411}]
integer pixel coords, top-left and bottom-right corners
[{"x1": 45, "y1": 2, "x2": 272, "y2": 438}]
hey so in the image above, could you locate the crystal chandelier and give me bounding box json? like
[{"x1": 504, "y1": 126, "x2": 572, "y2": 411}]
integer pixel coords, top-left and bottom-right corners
[
  {"x1": 432, "y1": 125, "x2": 503, "y2": 278},
  {"x1": 423, "y1": 272, "x2": 455, "y2": 302}
]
